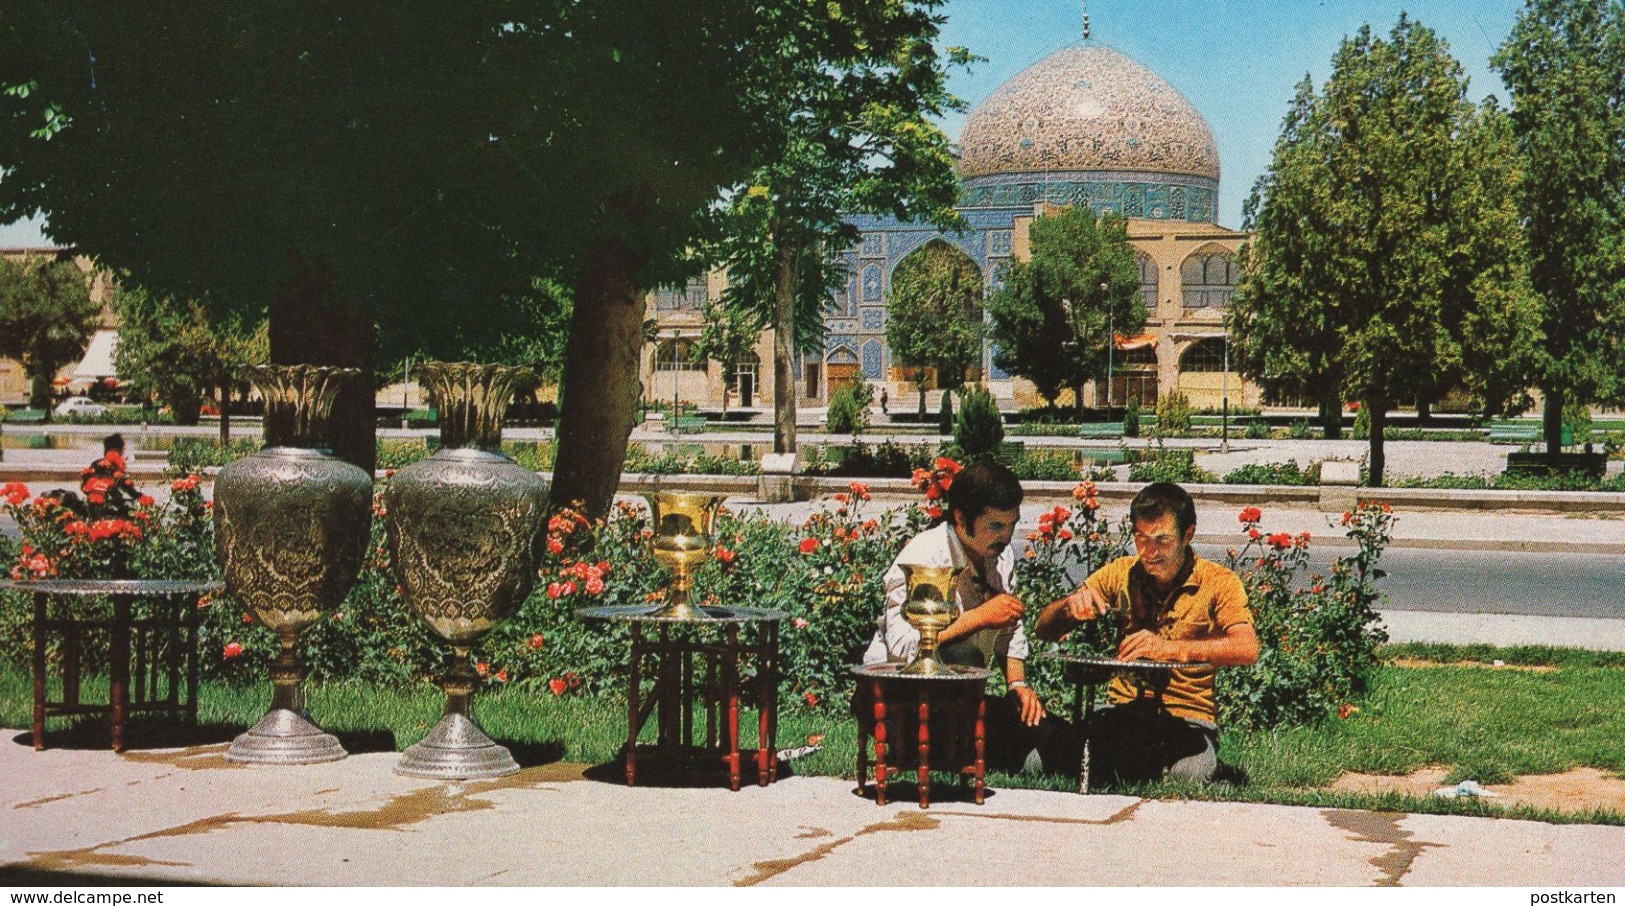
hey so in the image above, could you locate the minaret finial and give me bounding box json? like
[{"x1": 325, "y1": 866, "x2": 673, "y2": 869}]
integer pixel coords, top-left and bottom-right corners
[{"x1": 1082, "y1": 1, "x2": 1091, "y2": 42}]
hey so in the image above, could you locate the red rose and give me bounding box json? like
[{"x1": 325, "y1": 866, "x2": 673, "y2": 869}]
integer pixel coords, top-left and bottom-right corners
[
  {"x1": 475, "y1": 661, "x2": 490, "y2": 678},
  {"x1": 528, "y1": 633, "x2": 545, "y2": 650},
  {"x1": 802, "y1": 691, "x2": 819, "y2": 707},
  {"x1": 585, "y1": 577, "x2": 604, "y2": 595},
  {"x1": 798, "y1": 537, "x2": 818, "y2": 554},
  {"x1": 223, "y1": 642, "x2": 243, "y2": 659},
  {"x1": 714, "y1": 547, "x2": 735, "y2": 564},
  {"x1": 1247, "y1": 528, "x2": 1260, "y2": 540},
  {"x1": 1238, "y1": 506, "x2": 1262, "y2": 524},
  {"x1": 495, "y1": 669, "x2": 509, "y2": 683},
  {"x1": 137, "y1": 495, "x2": 154, "y2": 507},
  {"x1": 548, "y1": 677, "x2": 567, "y2": 696},
  {"x1": 547, "y1": 537, "x2": 564, "y2": 555},
  {"x1": 1265, "y1": 532, "x2": 1293, "y2": 550}
]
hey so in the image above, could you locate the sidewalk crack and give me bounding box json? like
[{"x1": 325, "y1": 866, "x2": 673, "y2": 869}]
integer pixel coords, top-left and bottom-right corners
[{"x1": 1322, "y1": 809, "x2": 1442, "y2": 886}]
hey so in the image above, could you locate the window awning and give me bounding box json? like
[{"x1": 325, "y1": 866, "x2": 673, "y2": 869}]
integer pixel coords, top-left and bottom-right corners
[
  {"x1": 1115, "y1": 332, "x2": 1157, "y2": 351},
  {"x1": 71, "y1": 329, "x2": 118, "y2": 380}
]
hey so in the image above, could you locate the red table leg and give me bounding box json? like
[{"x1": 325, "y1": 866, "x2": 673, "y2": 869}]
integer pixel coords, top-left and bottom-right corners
[
  {"x1": 872, "y1": 679, "x2": 888, "y2": 805},
  {"x1": 973, "y1": 694, "x2": 986, "y2": 805},
  {"x1": 917, "y1": 687, "x2": 932, "y2": 809},
  {"x1": 756, "y1": 626, "x2": 772, "y2": 786}
]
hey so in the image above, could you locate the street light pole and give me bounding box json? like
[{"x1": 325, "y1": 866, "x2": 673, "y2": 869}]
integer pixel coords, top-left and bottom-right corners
[
  {"x1": 1103, "y1": 282, "x2": 1113, "y2": 414},
  {"x1": 1221, "y1": 332, "x2": 1230, "y2": 454}
]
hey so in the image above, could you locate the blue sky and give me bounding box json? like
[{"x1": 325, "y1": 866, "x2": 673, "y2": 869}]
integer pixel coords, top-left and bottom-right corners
[{"x1": 0, "y1": 0, "x2": 1525, "y2": 245}]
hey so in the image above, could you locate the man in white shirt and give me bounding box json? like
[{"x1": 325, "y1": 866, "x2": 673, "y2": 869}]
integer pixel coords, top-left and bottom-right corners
[{"x1": 861, "y1": 459, "x2": 1066, "y2": 772}]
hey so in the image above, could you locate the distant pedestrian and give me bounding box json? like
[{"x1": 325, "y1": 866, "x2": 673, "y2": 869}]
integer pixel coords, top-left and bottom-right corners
[{"x1": 879, "y1": 388, "x2": 889, "y2": 414}]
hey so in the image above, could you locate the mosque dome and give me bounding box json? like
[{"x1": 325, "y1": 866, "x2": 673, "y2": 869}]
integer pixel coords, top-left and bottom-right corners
[{"x1": 956, "y1": 44, "x2": 1221, "y2": 222}]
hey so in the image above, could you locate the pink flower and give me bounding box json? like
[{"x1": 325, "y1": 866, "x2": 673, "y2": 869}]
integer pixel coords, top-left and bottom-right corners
[
  {"x1": 223, "y1": 642, "x2": 243, "y2": 659},
  {"x1": 585, "y1": 577, "x2": 605, "y2": 595},
  {"x1": 547, "y1": 537, "x2": 564, "y2": 555},
  {"x1": 792, "y1": 617, "x2": 810, "y2": 629}
]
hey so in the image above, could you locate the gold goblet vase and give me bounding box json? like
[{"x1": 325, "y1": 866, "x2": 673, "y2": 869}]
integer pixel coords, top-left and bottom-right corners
[
  {"x1": 898, "y1": 565, "x2": 966, "y2": 675},
  {"x1": 645, "y1": 492, "x2": 725, "y2": 620}
]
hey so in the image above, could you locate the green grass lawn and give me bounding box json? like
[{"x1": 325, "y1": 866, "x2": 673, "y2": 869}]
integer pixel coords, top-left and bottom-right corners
[{"x1": 4, "y1": 642, "x2": 1622, "y2": 825}]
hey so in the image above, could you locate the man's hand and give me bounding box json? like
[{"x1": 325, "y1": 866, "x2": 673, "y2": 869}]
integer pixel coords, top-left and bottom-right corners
[
  {"x1": 1010, "y1": 685, "x2": 1045, "y2": 727},
  {"x1": 1060, "y1": 584, "x2": 1110, "y2": 622},
  {"x1": 967, "y1": 593, "x2": 1025, "y2": 630},
  {"x1": 1117, "y1": 630, "x2": 1182, "y2": 663}
]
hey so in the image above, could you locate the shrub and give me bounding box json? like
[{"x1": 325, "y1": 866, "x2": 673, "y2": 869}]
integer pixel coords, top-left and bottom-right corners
[
  {"x1": 1289, "y1": 418, "x2": 1314, "y2": 440},
  {"x1": 1244, "y1": 419, "x2": 1270, "y2": 439},
  {"x1": 1352, "y1": 404, "x2": 1371, "y2": 439},
  {"x1": 937, "y1": 389, "x2": 954, "y2": 435},
  {"x1": 165, "y1": 437, "x2": 261, "y2": 476},
  {"x1": 825, "y1": 383, "x2": 868, "y2": 435},
  {"x1": 1009, "y1": 450, "x2": 1083, "y2": 481},
  {"x1": 953, "y1": 386, "x2": 1005, "y2": 461},
  {"x1": 1220, "y1": 503, "x2": 1392, "y2": 729},
  {"x1": 1128, "y1": 443, "x2": 1217, "y2": 484},
  {"x1": 1153, "y1": 392, "x2": 1192, "y2": 437},
  {"x1": 1223, "y1": 460, "x2": 1318, "y2": 486},
  {"x1": 1122, "y1": 396, "x2": 1140, "y2": 438}
]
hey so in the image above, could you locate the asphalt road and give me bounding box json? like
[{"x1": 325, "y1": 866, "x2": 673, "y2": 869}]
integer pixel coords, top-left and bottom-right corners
[{"x1": 1194, "y1": 543, "x2": 1624, "y2": 620}]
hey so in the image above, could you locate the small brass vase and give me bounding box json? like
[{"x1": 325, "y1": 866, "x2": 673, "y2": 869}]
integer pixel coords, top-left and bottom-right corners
[
  {"x1": 898, "y1": 564, "x2": 965, "y2": 675},
  {"x1": 216, "y1": 365, "x2": 372, "y2": 765},
  {"x1": 645, "y1": 491, "x2": 724, "y2": 620},
  {"x1": 385, "y1": 362, "x2": 549, "y2": 780}
]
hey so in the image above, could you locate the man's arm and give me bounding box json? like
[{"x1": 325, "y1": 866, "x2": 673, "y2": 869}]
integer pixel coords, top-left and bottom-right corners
[
  {"x1": 937, "y1": 592, "x2": 1023, "y2": 647},
  {"x1": 1034, "y1": 583, "x2": 1110, "y2": 642},
  {"x1": 1117, "y1": 621, "x2": 1259, "y2": 666}
]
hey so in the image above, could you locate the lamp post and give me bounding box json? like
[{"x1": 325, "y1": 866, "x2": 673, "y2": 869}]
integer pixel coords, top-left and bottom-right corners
[
  {"x1": 400, "y1": 355, "x2": 411, "y2": 430},
  {"x1": 1221, "y1": 332, "x2": 1230, "y2": 454},
  {"x1": 1103, "y1": 282, "x2": 1113, "y2": 414}
]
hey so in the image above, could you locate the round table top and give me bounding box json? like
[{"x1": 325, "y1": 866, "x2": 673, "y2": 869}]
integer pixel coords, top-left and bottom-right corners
[
  {"x1": 576, "y1": 603, "x2": 789, "y2": 624},
  {"x1": 0, "y1": 578, "x2": 224, "y2": 597},
  {"x1": 1036, "y1": 651, "x2": 1209, "y2": 672},
  {"x1": 851, "y1": 662, "x2": 994, "y2": 682}
]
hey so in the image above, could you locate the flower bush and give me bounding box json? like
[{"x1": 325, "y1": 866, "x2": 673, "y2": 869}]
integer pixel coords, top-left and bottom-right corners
[{"x1": 1217, "y1": 501, "x2": 1392, "y2": 729}]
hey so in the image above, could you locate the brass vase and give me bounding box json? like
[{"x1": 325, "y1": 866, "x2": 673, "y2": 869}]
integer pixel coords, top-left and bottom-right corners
[
  {"x1": 216, "y1": 365, "x2": 372, "y2": 765},
  {"x1": 385, "y1": 362, "x2": 548, "y2": 780},
  {"x1": 645, "y1": 491, "x2": 724, "y2": 620},
  {"x1": 898, "y1": 565, "x2": 965, "y2": 675}
]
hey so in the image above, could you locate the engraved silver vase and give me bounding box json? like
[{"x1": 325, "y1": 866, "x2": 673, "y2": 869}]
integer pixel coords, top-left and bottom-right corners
[
  {"x1": 215, "y1": 365, "x2": 372, "y2": 765},
  {"x1": 385, "y1": 362, "x2": 549, "y2": 780}
]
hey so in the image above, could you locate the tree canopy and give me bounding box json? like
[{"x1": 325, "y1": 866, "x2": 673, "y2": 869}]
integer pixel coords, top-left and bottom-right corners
[
  {"x1": 1492, "y1": 0, "x2": 1625, "y2": 461},
  {"x1": 1228, "y1": 15, "x2": 1533, "y2": 484},
  {"x1": 0, "y1": 253, "x2": 99, "y2": 412},
  {"x1": 112, "y1": 285, "x2": 268, "y2": 427},
  {"x1": 984, "y1": 206, "x2": 1141, "y2": 411},
  {"x1": 885, "y1": 240, "x2": 985, "y2": 417}
]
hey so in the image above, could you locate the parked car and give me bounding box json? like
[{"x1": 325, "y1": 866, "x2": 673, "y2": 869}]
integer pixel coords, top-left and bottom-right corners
[{"x1": 54, "y1": 396, "x2": 109, "y2": 418}]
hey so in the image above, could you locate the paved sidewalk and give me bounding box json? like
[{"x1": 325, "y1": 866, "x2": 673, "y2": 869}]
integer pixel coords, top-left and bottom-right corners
[{"x1": 1, "y1": 741, "x2": 1621, "y2": 887}]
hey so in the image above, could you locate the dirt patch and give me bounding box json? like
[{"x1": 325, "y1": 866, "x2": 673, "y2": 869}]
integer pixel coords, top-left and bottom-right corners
[
  {"x1": 1330, "y1": 766, "x2": 1625, "y2": 813},
  {"x1": 1387, "y1": 658, "x2": 1557, "y2": 673}
]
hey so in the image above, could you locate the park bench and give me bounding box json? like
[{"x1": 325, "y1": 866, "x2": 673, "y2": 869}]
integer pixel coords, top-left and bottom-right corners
[
  {"x1": 672, "y1": 414, "x2": 708, "y2": 434},
  {"x1": 1488, "y1": 421, "x2": 1571, "y2": 446},
  {"x1": 1077, "y1": 422, "x2": 1124, "y2": 440}
]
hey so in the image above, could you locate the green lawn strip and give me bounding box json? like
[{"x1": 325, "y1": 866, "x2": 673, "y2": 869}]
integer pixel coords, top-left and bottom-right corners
[{"x1": 3, "y1": 653, "x2": 1622, "y2": 824}]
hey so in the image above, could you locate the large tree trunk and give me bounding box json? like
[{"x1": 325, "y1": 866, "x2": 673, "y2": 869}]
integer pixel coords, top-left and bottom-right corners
[
  {"x1": 1366, "y1": 394, "x2": 1388, "y2": 488},
  {"x1": 29, "y1": 371, "x2": 51, "y2": 418},
  {"x1": 1416, "y1": 399, "x2": 1431, "y2": 428},
  {"x1": 1543, "y1": 385, "x2": 1565, "y2": 470},
  {"x1": 552, "y1": 235, "x2": 647, "y2": 518},
  {"x1": 772, "y1": 234, "x2": 798, "y2": 456},
  {"x1": 1319, "y1": 392, "x2": 1342, "y2": 441},
  {"x1": 270, "y1": 254, "x2": 376, "y2": 474}
]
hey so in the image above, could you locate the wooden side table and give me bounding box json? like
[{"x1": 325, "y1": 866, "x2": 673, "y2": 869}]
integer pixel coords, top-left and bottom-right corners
[
  {"x1": 1, "y1": 579, "x2": 221, "y2": 752},
  {"x1": 579, "y1": 604, "x2": 785, "y2": 791},
  {"x1": 852, "y1": 663, "x2": 991, "y2": 808},
  {"x1": 1037, "y1": 652, "x2": 1209, "y2": 793}
]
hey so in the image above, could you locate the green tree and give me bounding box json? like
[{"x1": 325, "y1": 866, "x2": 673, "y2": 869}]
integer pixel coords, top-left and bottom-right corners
[
  {"x1": 690, "y1": 296, "x2": 762, "y2": 417},
  {"x1": 1228, "y1": 16, "x2": 1531, "y2": 484},
  {"x1": 985, "y1": 206, "x2": 1141, "y2": 413},
  {"x1": 112, "y1": 285, "x2": 268, "y2": 430},
  {"x1": 705, "y1": 2, "x2": 968, "y2": 454},
  {"x1": 0, "y1": 3, "x2": 886, "y2": 514},
  {"x1": 885, "y1": 240, "x2": 984, "y2": 420},
  {"x1": 1493, "y1": 0, "x2": 1625, "y2": 465},
  {"x1": 0, "y1": 253, "x2": 99, "y2": 414}
]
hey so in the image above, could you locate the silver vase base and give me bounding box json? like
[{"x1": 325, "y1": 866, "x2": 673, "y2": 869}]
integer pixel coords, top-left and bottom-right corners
[
  {"x1": 225, "y1": 708, "x2": 348, "y2": 765},
  {"x1": 395, "y1": 712, "x2": 519, "y2": 780}
]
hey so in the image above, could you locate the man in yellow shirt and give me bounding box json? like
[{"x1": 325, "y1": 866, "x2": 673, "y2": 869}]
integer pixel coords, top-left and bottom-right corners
[{"x1": 1035, "y1": 481, "x2": 1258, "y2": 783}]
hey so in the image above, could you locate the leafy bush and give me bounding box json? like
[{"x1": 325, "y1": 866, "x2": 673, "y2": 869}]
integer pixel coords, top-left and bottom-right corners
[
  {"x1": 1128, "y1": 443, "x2": 1217, "y2": 483},
  {"x1": 1244, "y1": 419, "x2": 1270, "y2": 439},
  {"x1": 1352, "y1": 404, "x2": 1371, "y2": 439},
  {"x1": 1122, "y1": 396, "x2": 1140, "y2": 438},
  {"x1": 802, "y1": 440, "x2": 935, "y2": 478},
  {"x1": 937, "y1": 389, "x2": 954, "y2": 435},
  {"x1": 1153, "y1": 392, "x2": 1193, "y2": 437},
  {"x1": 953, "y1": 386, "x2": 1005, "y2": 461},
  {"x1": 825, "y1": 383, "x2": 869, "y2": 435},
  {"x1": 1219, "y1": 503, "x2": 1391, "y2": 729},
  {"x1": 1223, "y1": 460, "x2": 1318, "y2": 486},
  {"x1": 1009, "y1": 450, "x2": 1083, "y2": 481},
  {"x1": 165, "y1": 437, "x2": 262, "y2": 476},
  {"x1": 1289, "y1": 418, "x2": 1314, "y2": 440}
]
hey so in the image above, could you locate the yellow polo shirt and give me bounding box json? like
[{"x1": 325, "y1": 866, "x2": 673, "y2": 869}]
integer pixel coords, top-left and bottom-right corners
[{"x1": 1083, "y1": 553, "x2": 1251, "y2": 724}]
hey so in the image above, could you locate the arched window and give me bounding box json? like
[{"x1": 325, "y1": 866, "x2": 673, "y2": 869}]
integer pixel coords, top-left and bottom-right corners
[
  {"x1": 1179, "y1": 337, "x2": 1228, "y2": 373},
  {"x1": 652, "y1": 338, "x2": 705, "y2": 371},
  {"x1": 1180, "y1": 247, "x2": 1235, "y2": 309},
  {"x1": 653, "y1": 274, "x2": 709, "y2": 312},
  {"x1": 1137, "y1": 252, "x2": 1158, "y2": 311}
]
